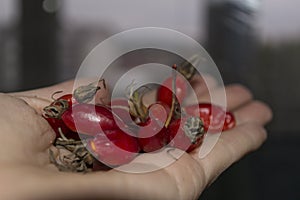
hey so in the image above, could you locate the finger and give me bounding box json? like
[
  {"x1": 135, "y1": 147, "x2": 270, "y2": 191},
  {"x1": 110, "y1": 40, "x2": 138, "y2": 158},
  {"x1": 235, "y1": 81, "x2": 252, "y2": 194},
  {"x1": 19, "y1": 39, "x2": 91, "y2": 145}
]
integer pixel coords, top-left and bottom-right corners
[
  {"x1": 197, "y1": 122, "x2": 267, "y2": 185},
  {"x1": 196, "y1": 84, "x2": 253, "y2": 110},
  {"x1": 234, "y1": 100, "x2": 273, "y2": 125}
]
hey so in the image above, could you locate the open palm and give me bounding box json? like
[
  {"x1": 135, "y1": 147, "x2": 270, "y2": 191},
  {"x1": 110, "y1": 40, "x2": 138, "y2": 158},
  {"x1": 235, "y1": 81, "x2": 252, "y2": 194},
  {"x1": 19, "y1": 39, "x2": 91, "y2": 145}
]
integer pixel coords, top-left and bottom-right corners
[{"x1": 0, "y1": 75, "x2": 272, "y2": 200}]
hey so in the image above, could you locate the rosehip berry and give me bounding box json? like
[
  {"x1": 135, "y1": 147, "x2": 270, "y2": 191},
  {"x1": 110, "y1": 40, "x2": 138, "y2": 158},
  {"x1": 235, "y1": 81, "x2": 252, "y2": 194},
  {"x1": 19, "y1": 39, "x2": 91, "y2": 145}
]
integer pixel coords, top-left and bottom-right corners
[
  {"x1": 224, "y1": 111, "x2": 235, "y2": 130},
  {"x1": 167, "y1": 116, "x2": 205, "y2": 152},
  {"x1": 157, "y1": 75, "x2": 187, "y2": 107},
  {"x1": 43, "y1": 93, "x2": 79, "y2": 140},
  {"x1": 61, "y1": 104, "x2": 119, "y2": 136},
  {"x1": 54, "y1": 94, "x2": 77, "y2": 107},
  {"x1": 88, "y1": 129, "x2": 139, "y2": 166},
  {"x1": 110, "y1": 98, "x2": 135, "y2": 125},
  {"x1": 138, "y1": 120, "x2": 166, "y2": 153},
  {"x1": 138, "y1": 102, "x2": 170, "y2": 152},
  {"x1": 148, "y1": 102, "x2": 170, "y2": 123},
  {"x1": 184, "y1": 103, "x2": 236, "y2": 133}
]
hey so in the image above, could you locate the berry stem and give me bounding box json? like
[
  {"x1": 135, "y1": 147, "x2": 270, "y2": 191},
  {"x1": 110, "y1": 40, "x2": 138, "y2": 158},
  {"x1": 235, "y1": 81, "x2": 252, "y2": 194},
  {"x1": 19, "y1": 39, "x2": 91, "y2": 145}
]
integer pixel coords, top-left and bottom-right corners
[
  {"x1": 164, "y1": 64, "x2": 177, "y2": 128},
  {"x1": 51, "y1": 91, "x2": 64, "y2": 101}
]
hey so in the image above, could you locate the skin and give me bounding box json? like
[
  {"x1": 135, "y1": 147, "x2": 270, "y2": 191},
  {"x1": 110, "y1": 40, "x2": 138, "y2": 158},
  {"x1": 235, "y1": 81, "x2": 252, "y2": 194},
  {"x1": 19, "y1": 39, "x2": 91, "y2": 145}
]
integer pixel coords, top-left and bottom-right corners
[{"x1": 0, "y1": 75, "x2": 272, "y2": 200}]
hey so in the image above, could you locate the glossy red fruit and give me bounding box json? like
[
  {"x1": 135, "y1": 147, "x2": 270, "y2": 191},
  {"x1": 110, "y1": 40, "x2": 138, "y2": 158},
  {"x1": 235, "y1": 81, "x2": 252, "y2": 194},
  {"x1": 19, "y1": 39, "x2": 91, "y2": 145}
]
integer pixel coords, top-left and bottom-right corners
[
  {"x1": 167, "y1": 117, "x2": 205, "y2": 152},
  {"x1": 138, "y1": 102, "x2": 170, "y2": 152},
  {"x1": 138, "y1": 120, "x2": 166, "y2": 153},
  {"x1": 109, "y1": 98, "x2": 134, "y2": 125},
  {"x1": 61, "y1": 104, "x2": 119, "y2": 136},
  {"x1": 88, "y1": 129, "x2": 140, "y2": 166},
  {"x1": 184, "y1": 103, "x2": 236, "y2": 133},
  {"x1": 54, "y1": 94, "x2": 77, "y2": 107},
  {"x1": 223, "y1": 111, "x2": 235, "y2": 130},
  {"x1": 157, "y1": 75, "x2": 187, "y2": 107},
  {"x1": 43, "y1": 116, "x2": 80, "y2": 140}
]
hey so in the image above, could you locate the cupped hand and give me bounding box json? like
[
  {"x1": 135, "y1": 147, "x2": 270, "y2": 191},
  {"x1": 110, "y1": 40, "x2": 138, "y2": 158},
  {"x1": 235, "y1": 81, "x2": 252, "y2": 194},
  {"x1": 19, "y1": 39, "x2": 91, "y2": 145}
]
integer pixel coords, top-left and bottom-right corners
[{"x1": 0, "y1": 75, "x2": 272, "y2": 200}]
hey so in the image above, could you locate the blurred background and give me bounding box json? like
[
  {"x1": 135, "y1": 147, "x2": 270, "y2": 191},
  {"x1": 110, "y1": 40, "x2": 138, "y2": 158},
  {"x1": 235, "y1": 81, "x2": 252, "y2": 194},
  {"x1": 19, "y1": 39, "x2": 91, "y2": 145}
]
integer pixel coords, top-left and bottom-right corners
[{"x1": 0, "y1": 0, "x2": 299, "y2": 199}]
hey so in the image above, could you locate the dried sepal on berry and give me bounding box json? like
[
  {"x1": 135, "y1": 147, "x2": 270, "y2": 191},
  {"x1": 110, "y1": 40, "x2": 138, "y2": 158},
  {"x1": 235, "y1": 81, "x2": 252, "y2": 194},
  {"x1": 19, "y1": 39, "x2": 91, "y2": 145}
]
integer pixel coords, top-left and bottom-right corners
[
  {"x1": 73, "y1": 79, "x2": 106, "y2": 104},
  {"x1": 49, "y1": 128, "x2": 94, "y2": 173}
]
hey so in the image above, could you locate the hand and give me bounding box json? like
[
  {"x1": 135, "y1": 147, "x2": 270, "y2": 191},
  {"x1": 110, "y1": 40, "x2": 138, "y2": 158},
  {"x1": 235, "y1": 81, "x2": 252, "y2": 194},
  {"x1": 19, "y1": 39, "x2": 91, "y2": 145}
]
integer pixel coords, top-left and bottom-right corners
[{"x1": 1, "y1": 76, "x2": 272, "y2": 200}]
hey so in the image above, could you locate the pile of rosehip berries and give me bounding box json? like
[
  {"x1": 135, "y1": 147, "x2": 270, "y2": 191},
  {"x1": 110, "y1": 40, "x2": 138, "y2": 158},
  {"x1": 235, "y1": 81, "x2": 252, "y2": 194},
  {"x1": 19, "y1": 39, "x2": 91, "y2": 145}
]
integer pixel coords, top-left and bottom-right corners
[{"x1": 43, "y1": 64, "x2": 235, "y2": 172}]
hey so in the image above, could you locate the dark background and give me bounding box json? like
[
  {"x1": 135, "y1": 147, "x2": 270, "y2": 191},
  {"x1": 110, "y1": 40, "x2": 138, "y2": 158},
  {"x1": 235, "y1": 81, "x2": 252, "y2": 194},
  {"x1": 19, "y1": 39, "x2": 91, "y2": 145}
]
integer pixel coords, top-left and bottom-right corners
[{"x1": 0, "y1": 0, "x2": 299, "y2": 199}]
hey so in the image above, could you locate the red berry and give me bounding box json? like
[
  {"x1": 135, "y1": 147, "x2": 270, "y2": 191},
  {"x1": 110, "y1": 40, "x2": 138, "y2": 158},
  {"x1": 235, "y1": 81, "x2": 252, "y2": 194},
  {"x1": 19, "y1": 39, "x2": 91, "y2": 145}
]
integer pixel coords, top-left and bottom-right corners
[
  {"x1": 138, "y1": 103, "x2": 170, "y2": 152},
  {"x1": 61, "y1": 104, "x2": 119, "y2": 136},
  {"x1": 224, "y1": 111, "x2": 236, "y2": 130},
  {"x1": 167, "y1": 117, "x2": 205, "y2": 152},
  {"x1": 43, "y1": 93, "x2": 80, "y2": 140},
  {"x1": 184, "y1": 103, "x2": 236, "y2": 133},
  {"x1": 157, "y1": 76, "x2": 187, "y2": 107},
  {"x1": 88, "y1": 129, "x2": 139, "y2": 166},
  {"x1": 148, "y1": 102, "x2": 170, "y2": 123},
  {"x1": 138, "y1": 120, "x2": 167, "y2": 153},
  {"x1": 110, "y1": 98, "x2": 134, "y2": 125},
  {"x1": 54, "y1": 94, "x2": 77, "y2": 107}
]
